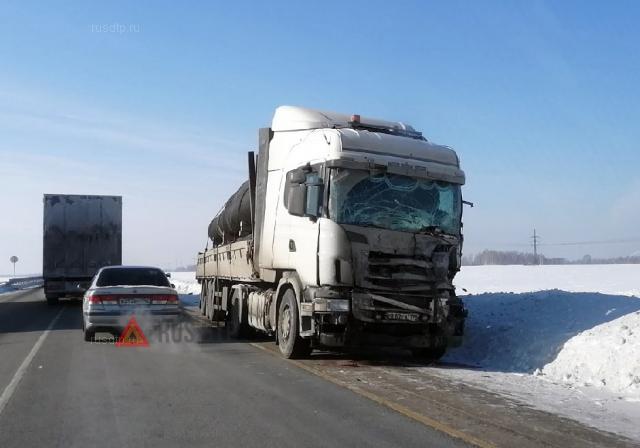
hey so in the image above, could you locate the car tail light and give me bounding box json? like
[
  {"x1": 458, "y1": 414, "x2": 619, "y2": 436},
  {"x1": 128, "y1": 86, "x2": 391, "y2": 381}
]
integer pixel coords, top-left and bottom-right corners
[
  {"x1": 151, "y1": 294, "x2": 179, "y2": 305},
  {"x1": 88, "y1": 294, "x2": 118, "y2": 304}
]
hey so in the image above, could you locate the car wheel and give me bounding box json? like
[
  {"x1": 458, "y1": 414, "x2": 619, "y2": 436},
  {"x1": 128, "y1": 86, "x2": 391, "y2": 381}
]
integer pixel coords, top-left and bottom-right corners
[
  {"x1": 277, "y1": 289, "x2": 311, "y2": 359},
  {"x1": 83, "y1": 328, "x2": 95, "y2": 342}
]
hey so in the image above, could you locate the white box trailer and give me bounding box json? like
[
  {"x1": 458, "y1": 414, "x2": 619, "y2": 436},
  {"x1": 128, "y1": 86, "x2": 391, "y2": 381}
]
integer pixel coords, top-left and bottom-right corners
[
  {"x1": 197, "y1": 106, "x2": 468, "y2": 359},
  {"x1": 43, "y1": 194, "x2": 122, "y2": 304}
]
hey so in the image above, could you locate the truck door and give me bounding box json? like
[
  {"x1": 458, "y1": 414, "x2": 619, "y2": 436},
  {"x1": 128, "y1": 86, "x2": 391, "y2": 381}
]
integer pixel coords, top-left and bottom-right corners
[{"x1": 278, "y1": 166, "x2": 323, "y2": 286}]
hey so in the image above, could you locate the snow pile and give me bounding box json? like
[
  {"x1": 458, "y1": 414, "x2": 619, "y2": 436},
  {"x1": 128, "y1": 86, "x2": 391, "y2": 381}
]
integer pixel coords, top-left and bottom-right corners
[
  {"x1": 168, "y1": 272, "x2": 201, "y2": 295},
  {"x1": 542, "y1": 311, "x2": 640, "y2": 396},
  {"x1": 455, "y1": 264, "x2": 640, "y2": 297},
  {"x1": 168, "y1": 272, "x2": 200, "y2": 307},
  {"x1": 445, "y1": 290, "x2": 640, "y2": 374},
  {"x1": 446, "y1": 265, "x2": 640, "y2": 399}
]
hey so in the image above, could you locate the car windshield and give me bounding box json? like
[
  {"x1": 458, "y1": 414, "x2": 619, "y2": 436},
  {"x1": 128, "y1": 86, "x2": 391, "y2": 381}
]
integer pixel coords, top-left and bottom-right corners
[
  {"x1": 96, "y1": 268, "x2": 171, "y2": 287},
  {"x1": 329, "y1": 168, "x2": 462, "y2": 235}
]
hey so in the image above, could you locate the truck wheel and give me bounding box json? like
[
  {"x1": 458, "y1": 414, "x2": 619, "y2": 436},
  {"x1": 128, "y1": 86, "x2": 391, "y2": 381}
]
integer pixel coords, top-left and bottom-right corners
[
  {"x1": 411, "y1": 346, "x2": 447, "y2": 362},
  {"x1": 199, "y1": 293, "x2": 206, "y2": 315},
  {"x1": 200, "y1": 280, "x2": 210, "y2": 316},
  {"x1": 45, "y1": 294, "x2": 59, "y2": 305},
  {"x1": 206, "y1": 292, "x2": 215, "y2": 321},
  {"x1": 277, "y1": 289, "x2": 311, "y2": 359},
  {"x1": 227, "y1": 290, "x2": 249, "y2": 339}
]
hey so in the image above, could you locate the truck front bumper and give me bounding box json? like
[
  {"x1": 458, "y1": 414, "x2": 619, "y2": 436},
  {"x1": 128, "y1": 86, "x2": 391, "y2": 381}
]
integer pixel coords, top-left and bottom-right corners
[{"x1": 304, "y1": 287, "x2": 464, "y2": 350}]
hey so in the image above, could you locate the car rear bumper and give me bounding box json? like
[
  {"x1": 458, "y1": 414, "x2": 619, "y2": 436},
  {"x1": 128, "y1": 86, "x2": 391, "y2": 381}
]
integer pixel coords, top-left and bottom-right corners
[{"x1": 84, "y1": 310, "x2": 181, "y2": 330}]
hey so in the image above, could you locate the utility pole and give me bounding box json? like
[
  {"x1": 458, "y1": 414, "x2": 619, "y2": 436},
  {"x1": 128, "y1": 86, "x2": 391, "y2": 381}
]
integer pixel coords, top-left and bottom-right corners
[{"x1": 531, "y1": 229, "x2": 540, "y2": 265}]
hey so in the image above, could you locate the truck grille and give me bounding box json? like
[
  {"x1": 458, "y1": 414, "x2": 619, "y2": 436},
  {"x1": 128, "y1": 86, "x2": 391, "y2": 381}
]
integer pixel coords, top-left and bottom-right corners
[{"x1": 366, "y1": 251, "x2": 433, "y2": 289}]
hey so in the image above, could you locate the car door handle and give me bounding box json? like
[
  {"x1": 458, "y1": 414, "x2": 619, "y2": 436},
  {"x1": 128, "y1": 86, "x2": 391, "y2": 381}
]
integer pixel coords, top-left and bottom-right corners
[{"x1": 289, "y1": 239, "x2": 296, "y2": 252}]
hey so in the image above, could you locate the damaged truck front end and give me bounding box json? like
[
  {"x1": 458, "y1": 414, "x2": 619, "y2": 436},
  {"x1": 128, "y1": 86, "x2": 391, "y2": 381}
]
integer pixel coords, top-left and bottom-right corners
[{"x1": 308, "y1": 165, "x2": 467, "y2": 356}]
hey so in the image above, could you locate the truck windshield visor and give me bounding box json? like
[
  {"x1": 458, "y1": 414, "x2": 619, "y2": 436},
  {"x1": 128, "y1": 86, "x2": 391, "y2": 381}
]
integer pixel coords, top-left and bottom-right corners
[{"x1": 328, "y1": 168, "x2": 461, "y2": 235}]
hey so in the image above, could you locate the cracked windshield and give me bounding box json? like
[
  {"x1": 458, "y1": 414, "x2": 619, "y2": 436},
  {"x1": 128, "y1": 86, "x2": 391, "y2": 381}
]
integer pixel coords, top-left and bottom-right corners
[{"x1": 329, "y1": 169, "x2": 462, "y2": 235}]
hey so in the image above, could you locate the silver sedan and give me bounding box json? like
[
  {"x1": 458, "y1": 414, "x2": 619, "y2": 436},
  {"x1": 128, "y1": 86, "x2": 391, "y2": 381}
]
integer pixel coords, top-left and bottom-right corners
[{"x1": 82, "y1": 265, "x2": 181, "y2": 341}]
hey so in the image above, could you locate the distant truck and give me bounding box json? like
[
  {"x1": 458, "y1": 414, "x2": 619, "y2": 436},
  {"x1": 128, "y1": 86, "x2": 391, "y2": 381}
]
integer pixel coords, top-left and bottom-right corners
[
  {"x1": 196, "y1": 106, "x2": 468, "y2": 359},
  {"x1": 43, "y1": 194, "x2": 122, "y2": 305}
]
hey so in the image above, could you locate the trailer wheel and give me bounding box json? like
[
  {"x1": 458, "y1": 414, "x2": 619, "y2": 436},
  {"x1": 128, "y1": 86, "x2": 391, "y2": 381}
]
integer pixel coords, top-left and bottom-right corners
[
  {"x1": 227, "y1": 290, "x2": 249, "y2": 339},
  {"x1": 45, "y1": 294, "x2": 59, "y2": 306},
  {"x1": 199, "y1": 287, "x2": 206, "y2": 315},
  {"x1": 277, "y1": 289, "x2": 311, "y2": 359}
]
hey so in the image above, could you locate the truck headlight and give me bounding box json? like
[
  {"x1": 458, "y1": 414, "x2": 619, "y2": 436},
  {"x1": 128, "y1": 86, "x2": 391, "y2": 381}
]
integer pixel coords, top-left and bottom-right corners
[{"x1": 313, "y1": 298, "x2": 350, "y2": 313}]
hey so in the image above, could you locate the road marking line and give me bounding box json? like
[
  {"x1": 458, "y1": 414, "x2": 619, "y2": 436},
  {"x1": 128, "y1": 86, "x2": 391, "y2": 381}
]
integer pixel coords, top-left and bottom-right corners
[
  {"x1": 0, "y1": 305, "x2": 66, "y2": 416},
  {"x1": 250, "y1": 342, "x2": 495, "y2": 448}
]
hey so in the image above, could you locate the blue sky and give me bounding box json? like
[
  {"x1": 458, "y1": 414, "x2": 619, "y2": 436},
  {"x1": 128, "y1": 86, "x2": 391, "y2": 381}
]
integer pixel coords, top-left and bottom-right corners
[{"x1": 1, "y1": 1, "x2": 639, "y2": 273}]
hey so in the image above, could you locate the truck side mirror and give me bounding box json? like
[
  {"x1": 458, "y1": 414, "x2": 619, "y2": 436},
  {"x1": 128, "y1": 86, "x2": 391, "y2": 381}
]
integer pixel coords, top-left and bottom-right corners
[
  {"x1": 305, "y1": 181, "x2": 323, "y2": 218},
  {"x1": 287, "y1": 184, "x2": 307, "y2": 216}
]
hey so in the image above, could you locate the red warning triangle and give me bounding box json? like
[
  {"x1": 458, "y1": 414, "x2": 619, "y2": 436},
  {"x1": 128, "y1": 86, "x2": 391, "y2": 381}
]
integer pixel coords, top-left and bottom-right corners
[{"x1": 116, "y1": 316, "x2": 149, "y2": 347}]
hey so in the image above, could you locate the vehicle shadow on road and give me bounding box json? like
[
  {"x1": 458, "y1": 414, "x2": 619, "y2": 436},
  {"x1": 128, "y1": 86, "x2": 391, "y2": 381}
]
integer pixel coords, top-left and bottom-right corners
[{"x1": 0, "y1": 296, "x2": 83, "y2": 334}]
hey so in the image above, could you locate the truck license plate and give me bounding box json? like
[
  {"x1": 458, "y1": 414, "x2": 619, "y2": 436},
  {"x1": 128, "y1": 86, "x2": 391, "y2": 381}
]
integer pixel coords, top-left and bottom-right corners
[{"x1": 385, "y1": 312, "x2": 419, "y2": 322}]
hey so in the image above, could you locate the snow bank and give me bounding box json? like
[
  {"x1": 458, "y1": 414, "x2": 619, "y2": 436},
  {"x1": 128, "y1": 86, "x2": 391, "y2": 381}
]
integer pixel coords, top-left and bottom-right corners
[
  {"x1": 445, "y1": 290, "x2": 640, "y2": 380},
  {"x1": 168, "y1": 272, "x2": 201, "y2": 295},
  {"x1": 438, "y1": 265, "x2": 640, "y2": 438},
  {"x1": 168, "y1": 272, "x2": 200, "y2": 307},
  {"x1": 446, "y1": 264, "x2": 640, "y2": 399}
]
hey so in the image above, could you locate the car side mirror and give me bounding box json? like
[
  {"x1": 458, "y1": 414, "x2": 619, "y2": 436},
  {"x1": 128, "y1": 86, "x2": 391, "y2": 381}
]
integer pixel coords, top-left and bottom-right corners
[
  {"x1": 166, "y1": 272, "x2": 172, "y2": 278},
  {"x1": 171, "y1": 283, "x2": 176, "y2": 289}
]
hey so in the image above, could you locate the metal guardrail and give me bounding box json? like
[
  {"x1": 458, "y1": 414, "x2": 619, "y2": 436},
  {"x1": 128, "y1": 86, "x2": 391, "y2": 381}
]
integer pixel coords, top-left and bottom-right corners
[{"x1": 1, "y1": 276, "x2": 44, "y2": 290}]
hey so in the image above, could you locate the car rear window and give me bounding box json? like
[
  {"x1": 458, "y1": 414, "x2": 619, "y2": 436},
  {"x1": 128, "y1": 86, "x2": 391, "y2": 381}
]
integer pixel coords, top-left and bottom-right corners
[{"x1": 96, "y1": 268, "x2": 171, "y2": 287}]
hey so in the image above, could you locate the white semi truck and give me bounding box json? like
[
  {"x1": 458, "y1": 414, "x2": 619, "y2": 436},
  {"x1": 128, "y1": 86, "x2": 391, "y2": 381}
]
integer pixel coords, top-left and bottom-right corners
[{"x1": 196, "y1": 106, "x2": 468, "y2": 359}]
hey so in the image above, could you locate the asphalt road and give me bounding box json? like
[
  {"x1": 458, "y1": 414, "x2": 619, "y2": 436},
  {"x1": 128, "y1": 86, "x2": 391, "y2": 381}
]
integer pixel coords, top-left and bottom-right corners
[{"x1": 0, "y1": 289, "x2": 467, "y2": 448}]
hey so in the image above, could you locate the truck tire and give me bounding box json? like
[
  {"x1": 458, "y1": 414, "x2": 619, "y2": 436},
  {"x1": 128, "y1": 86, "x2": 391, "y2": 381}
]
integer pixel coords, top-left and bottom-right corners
[
  {"x1": 206, "y1": 291, "x2": 215, "y2": 321},
  {"x1": 227, "y1": 290, "x2": 249, "y2": 339},
  {"x1": 45, "y1": 294, "x2": 59, "y2": 305},
  {"x1": 199, "y1": 290, "x2": 206, "y2": 315},
  {"x1": 277, "y1": 289, "x2": 311, "y2": 359},
  {"x1": 411, "y1": 345, "x2": 446, "y2": 362}
]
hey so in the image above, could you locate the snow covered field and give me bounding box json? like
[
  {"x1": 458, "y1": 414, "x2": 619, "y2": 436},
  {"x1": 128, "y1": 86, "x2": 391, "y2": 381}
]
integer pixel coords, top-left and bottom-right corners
[
  {"x1": 455, "y1": 264, "x2": 640, "y2": 297},
  {"x1": 168, "y1": 265, "x2": 640, "y2": 439}
]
